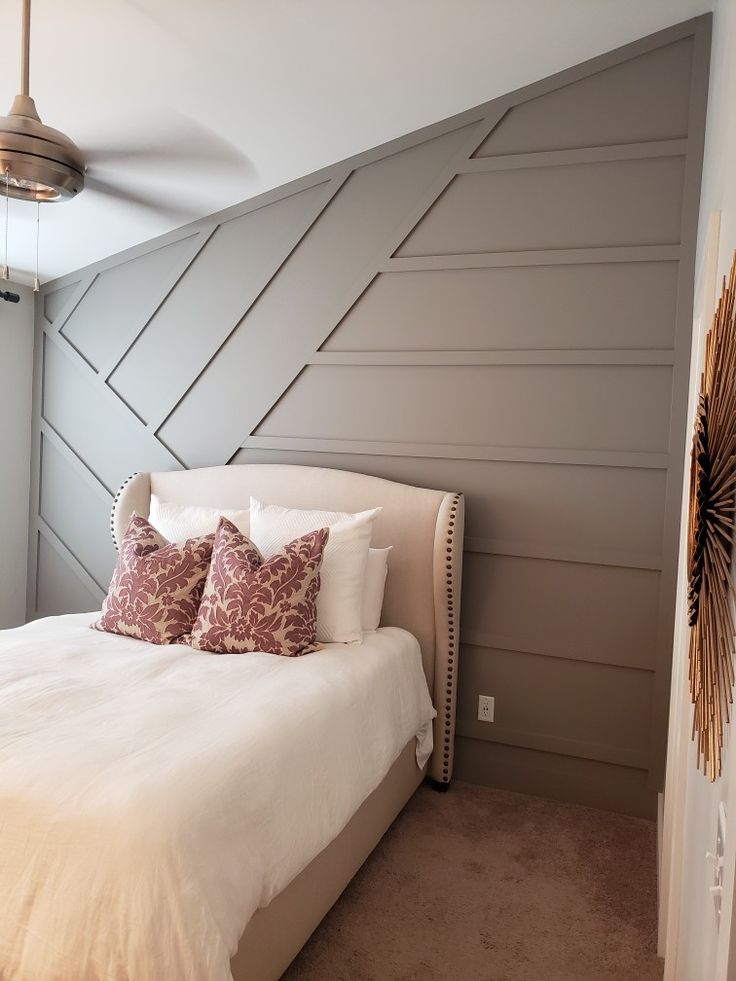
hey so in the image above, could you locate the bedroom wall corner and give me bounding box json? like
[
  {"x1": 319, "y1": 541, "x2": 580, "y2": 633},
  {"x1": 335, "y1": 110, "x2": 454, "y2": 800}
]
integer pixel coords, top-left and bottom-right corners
[{"x1": 0, "y1": 281, "x2": 34, "y2": 628}]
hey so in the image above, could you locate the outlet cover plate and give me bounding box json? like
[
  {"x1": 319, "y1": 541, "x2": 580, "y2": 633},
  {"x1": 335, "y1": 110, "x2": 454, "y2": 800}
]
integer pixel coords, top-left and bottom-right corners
[{"x1": 478, "y1": 695, "x2": 495, "y2": 722}]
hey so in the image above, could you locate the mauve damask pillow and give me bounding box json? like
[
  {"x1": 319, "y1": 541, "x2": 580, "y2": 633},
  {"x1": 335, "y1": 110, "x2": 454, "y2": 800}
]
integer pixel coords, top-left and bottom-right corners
[
  {"x1": 189, "y1": 517, "x2": 329, "y2": 657},
  {"x1": 91, "y1": 514, "x2": 214, "y2": 645}
]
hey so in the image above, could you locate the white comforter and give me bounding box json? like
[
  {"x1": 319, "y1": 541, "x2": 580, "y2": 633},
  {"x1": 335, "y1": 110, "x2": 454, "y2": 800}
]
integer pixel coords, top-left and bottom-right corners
[{"x1": 0, "y1": 613, "x2": 435, "y2": 981}]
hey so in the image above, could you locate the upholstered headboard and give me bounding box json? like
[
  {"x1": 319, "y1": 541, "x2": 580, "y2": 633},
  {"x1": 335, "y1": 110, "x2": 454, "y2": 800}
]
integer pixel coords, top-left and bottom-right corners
[{"x1": 111, "y1": 464, "x2": 464, "y2": 785}]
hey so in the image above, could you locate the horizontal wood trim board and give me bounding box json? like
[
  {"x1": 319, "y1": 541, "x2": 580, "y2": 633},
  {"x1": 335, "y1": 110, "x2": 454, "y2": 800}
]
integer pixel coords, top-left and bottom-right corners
[
  {"x1": 465, "y1": 536, "x2": 663, "y2": 570},
  {"x1": 308, "y1": 349, "x2": 676, "y2": 367},
  {"x1": 381, "y1": 111, "x2": 507, "y2": 256},
  {"x1": 242, "y1": 435, "x2": 669, "y2": 470},
  {"x1": 454, "y1": 720, "x2": 650, "y2": 770},
  {"x1": 382, "y1": 244, "x2": 681, "y2": 272},
  {"x1": 461, "y1": 138, "x2": 688, "y2": 173},
  {"x1": 460, "y1": 631, "x2": 656, "y2": 673},
  {"x1": 35, "y1": 517, "x2": 107, "y2": 600}
]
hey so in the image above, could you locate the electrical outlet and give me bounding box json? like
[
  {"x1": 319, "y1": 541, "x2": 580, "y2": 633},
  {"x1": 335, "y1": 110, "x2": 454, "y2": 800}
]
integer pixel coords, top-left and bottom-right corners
[{"x1": 478, "y1": 695, "x2": 495, "y2": 722}]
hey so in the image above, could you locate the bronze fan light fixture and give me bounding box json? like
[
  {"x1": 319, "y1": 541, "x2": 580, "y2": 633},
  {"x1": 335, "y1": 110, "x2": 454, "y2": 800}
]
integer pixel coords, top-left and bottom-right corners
[
  {"x1": 0, "y1": 0, "x2": 85, "y2": 203},
  {"x1": 687, "y1": 250, "x2": 736, "y2": 781}
]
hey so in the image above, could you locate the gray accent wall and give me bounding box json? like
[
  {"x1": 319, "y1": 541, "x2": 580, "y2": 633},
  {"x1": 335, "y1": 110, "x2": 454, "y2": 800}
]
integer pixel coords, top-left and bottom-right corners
[
  {"x1": 0, "y1": 281, "x2": 34, "y2": 629},
  {"x1": 28, "y1": 17, "x2": 710, "y2": 818}
]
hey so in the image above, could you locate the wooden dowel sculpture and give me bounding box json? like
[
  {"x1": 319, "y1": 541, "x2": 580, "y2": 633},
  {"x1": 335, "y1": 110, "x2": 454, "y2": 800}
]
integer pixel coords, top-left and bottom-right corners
[{"x1": 688, "y1": 250, "x2": 736, "y2": 780}]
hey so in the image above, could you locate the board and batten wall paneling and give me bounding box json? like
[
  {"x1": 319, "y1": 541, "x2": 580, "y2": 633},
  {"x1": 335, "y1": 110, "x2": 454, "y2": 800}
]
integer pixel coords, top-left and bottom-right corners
[{"x1": 28, "y1": 17, "x2": 711, "y2": 818}]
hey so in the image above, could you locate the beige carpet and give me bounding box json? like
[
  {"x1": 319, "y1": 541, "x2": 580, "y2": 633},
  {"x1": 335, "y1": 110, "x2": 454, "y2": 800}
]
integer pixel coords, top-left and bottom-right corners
[{"x1": 282, "y1": 782, "x2": 662, "y2": 981}]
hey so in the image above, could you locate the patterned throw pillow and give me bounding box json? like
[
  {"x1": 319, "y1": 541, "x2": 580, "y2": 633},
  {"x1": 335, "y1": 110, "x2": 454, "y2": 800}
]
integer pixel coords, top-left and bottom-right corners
[
  {"x1": 92, "y1": 514, "x2": 214, "y2": 645},
  {"x1": 190, "y1": 517, "x2": 329, "y2": 657}
]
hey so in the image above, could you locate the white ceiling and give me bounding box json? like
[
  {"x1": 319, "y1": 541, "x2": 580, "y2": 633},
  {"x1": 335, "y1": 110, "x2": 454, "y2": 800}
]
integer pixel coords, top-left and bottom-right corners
[{"x1": 0, "y1": 0, "x2": 712, "y2": 285}]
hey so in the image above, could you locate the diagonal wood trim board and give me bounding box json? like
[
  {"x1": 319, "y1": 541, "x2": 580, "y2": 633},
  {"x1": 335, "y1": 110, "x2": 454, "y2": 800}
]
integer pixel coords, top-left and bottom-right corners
[{"x1": 28, "y1": 15, "x2": 711, "y2": 817}]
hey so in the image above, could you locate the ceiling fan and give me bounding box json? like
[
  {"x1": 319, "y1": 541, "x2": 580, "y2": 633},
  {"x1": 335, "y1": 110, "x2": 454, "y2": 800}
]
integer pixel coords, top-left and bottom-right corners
[
  {"x1": 0, "y1": 0, "x2": 84, "y2": 203},
  {"x1": 0, "y1": 0, "x2": 250, "y2": 217}
]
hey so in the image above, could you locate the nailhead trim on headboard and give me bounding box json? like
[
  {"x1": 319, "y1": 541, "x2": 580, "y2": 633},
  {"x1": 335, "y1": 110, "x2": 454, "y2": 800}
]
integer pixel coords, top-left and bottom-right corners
[
  {"x1": 440, "y1": 493, "x2": 462, "y2": 784},
  {"x1": 110, "y1": 473, "x2": 140, "y2": 551}
]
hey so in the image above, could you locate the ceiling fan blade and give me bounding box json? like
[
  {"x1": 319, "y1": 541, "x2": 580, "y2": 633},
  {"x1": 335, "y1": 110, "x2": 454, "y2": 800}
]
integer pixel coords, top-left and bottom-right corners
[
  {"x1": 85, "y1": 114, "x2": 252, "y2": 175},
  {"x1": 85, "y1": 176, "x2": 199, "y2": 224}
]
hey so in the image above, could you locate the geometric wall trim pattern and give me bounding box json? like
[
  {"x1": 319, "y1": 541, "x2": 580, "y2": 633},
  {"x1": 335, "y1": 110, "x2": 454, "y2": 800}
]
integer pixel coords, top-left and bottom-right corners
[{"x1": 29, "y1": 16, "x2": 711, "y2": 817}]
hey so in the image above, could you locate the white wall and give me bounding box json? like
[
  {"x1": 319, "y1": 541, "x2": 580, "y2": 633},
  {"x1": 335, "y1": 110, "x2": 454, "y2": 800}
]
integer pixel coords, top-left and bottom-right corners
[
  {"x1": 662, "y1": 1, "x2": 736, "y2": 978},
  {"x1": 0, "y1": 282, "x2": 34, "y2": 628}
]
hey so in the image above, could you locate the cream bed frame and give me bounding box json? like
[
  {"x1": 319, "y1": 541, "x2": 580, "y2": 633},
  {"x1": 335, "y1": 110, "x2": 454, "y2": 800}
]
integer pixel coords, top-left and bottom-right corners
[{"x1": 111, "y1": 463, "x2": 464, "y2": 981}]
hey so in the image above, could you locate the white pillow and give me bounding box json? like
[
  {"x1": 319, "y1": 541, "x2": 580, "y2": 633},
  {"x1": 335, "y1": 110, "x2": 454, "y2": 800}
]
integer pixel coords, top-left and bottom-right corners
[
  {"x1": 249, "y1": 497, "x2": 381, "y2": 643},
  {"x1": 361, "y1": 547, "x2": 391, "y2": 631},
  {"x1": 149, "y1": 494, "x2": 250, "y2": 542}
]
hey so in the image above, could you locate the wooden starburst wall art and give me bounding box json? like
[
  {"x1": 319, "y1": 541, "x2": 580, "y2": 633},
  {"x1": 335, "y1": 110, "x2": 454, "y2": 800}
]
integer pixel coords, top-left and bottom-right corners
[{"x1": 688, "y1": 251, "x2": 736, "y2": 781}]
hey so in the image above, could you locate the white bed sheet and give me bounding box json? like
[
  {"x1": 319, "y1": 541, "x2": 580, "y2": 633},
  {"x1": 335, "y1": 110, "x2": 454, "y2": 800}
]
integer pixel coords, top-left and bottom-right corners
[{"x1": 0, "y1": 613, "x2": 435, "y2": 981}]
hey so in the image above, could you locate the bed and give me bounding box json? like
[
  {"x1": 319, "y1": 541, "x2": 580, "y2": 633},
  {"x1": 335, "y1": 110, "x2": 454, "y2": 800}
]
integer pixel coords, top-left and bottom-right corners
[{"x1": 1, "y1": 464, "x2": 464, "y2": 981}]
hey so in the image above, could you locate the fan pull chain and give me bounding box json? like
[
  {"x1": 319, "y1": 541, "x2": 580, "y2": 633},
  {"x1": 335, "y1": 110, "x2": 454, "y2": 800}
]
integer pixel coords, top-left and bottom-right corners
[
  {"x1": 1, "y1": 168, "x2": 9, "y2": 281},
  {"x1": 34, "y1": 200, "x2": 40, "y2": 293}
]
